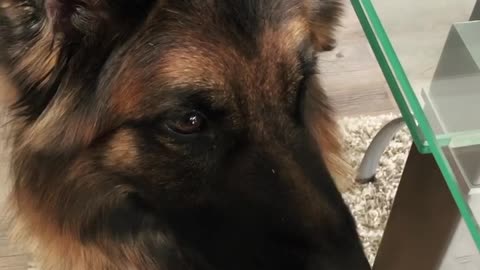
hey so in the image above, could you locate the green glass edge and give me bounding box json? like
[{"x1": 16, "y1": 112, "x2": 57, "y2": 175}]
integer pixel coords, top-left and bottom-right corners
[
  {"x1": 437, "y1": 129, "x2": 480, "y2": 148},
  {"x1": 351, "y1": 0, "x2": 480, "y2": 249}
]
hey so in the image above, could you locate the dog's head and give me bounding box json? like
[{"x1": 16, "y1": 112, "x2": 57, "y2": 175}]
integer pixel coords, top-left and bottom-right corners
[{"x1": 1, "y1": 1, "x2": 369, "y2": 269}]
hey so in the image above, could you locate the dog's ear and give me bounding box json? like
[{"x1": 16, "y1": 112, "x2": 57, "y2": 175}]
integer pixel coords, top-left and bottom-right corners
[
  {"x1": 46, "y1": 0, "x2": 157, "y2": 41},
  {"x1": 0, "y1": 0, "x2": 158, "y2": 153},
  {"x1": 304, "y1": 0, "x2": 342, "y2": 51},
  {"x1": 1, "y1": 0, "x2": 158, "y2": 85}
]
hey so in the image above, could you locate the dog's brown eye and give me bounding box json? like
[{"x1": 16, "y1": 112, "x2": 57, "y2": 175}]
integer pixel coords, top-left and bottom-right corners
[{"x1": 166, "y1": 112, "x2": 206, "y2": 135}]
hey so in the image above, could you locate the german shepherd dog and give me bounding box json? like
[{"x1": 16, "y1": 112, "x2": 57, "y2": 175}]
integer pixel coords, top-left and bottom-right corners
[{"x1": 0, "y1": 0, "x2": 370, "y2": 269}]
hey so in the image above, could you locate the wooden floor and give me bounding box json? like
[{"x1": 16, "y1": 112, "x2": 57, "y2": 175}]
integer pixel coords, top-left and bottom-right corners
[
  {"x1": 0, "y1": 3, "x2": 397, "y2": 269},
  {"x1": 319, "y1": 3, "x2": 397, "y2": 116}
]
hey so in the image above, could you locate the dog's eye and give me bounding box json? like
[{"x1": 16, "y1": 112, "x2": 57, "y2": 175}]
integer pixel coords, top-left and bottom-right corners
[{"x1": 166, "y1": 111, "x2": 207, "y2": 135}]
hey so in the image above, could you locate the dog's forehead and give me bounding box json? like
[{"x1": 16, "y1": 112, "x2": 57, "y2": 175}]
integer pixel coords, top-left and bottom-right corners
[
  {"x1": 149, "y1": 3, "x2": 310, "y2": 91},
  {"x1": 165, "y1": 0, "x2": 308, "y2": 51},
  {"x1": 110, "y1": 0, "x2": 312, "y2": 118}
]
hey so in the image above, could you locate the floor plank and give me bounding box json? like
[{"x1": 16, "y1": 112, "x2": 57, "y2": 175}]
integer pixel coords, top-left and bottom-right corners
[{"x1": 320, "y1": 2, "x2": 397, "y2": 116}]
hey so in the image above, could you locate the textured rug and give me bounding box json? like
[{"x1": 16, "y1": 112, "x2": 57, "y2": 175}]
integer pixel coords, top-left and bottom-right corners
[
  {"x1": 0, "y1": 113, "x2": 412, "y2": 269},
  {"x1": 341, "y1": 114, "x2": 412, "y2": 265}
]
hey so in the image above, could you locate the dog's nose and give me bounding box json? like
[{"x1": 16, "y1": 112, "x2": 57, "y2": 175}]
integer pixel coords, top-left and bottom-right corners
[
  {"x1": 257, "y1": 142, "x2": 371, "y2": 270},
  {"x1": 273, "y1": 141, "x2": 371, "y2": 270},
  {"x1": 220, "y1": 137, "x2": 370, "y2": 269}
]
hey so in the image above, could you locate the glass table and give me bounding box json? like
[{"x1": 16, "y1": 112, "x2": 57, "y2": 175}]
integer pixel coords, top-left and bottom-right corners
[{"x1": 351, "y1": 0, "x2": 480, "y2": 269}]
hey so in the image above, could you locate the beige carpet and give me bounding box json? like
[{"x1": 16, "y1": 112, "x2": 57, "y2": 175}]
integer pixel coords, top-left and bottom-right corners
[
  {"x1": 1, "y1": 114, "x2": 412, "y2": 269},
  {"x1": 341, "y1": 114, "x2": 411, "y2": 265}
]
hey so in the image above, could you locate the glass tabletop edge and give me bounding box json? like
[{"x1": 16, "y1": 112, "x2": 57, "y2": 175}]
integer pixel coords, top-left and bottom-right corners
[{"x1": 350, "y1": 0, "x2": 480, "y2": 250}]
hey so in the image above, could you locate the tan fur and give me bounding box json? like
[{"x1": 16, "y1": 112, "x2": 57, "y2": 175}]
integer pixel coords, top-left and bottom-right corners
[
  {"x1": 19, "y1": 93, "x2": 71, "y2": 146},
  {"x1": 8, "y1": 183, "x2": 158, "y2": 270},
  {"x1": 303, "y1": 0, "x2": 342, "y2": 50},
  {"x1": 310, "y1": 24, "x2": 336, "y2": 51},
  {"x1": 262, "y1": 17, "x2": 309, "y2": 54},
  {"x1": 18, "y1": 95, "x2": 99, "y2": 152},
  {"x1": 161, "y1": 47, "x2": 227, "y2": 89},
  {"x1": 304, "y1": 78, "x2": 353, "y2": 192},
  {"x1": 261, "y1": 19, "x2": 351, "y2": 192},
  {"x1": 313, "y1": 113, "x2": 353, "y2": 192},
  {"x1": 8, "y1": 191, "x2": 118, "y2": 270},
  {"x1": 12, "y1": 33, "x2": 60, "y2": 88},
  {"x1": 0, "y1": 68, "x2": 17, "y2": 105},
  {"x1": 103, "y1": 129, "x2": 139, "y2": 170},
  {"x1": 110, "y1": 71, "x2": 145, "y2": 117}
]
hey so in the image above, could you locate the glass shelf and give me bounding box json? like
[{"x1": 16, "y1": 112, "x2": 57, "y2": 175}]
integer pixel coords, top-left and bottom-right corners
[{"x1": 351, "y1": 0, "x2": 480, "y2": 251}]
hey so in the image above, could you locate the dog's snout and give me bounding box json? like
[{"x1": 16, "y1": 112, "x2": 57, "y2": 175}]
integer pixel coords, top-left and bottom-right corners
[
  {"x1": 278, "y1": 153, "x2": 371, "y2": 270},
  {"x1": 221, "y1": 140, "x2": 370, "y2": 269}
]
